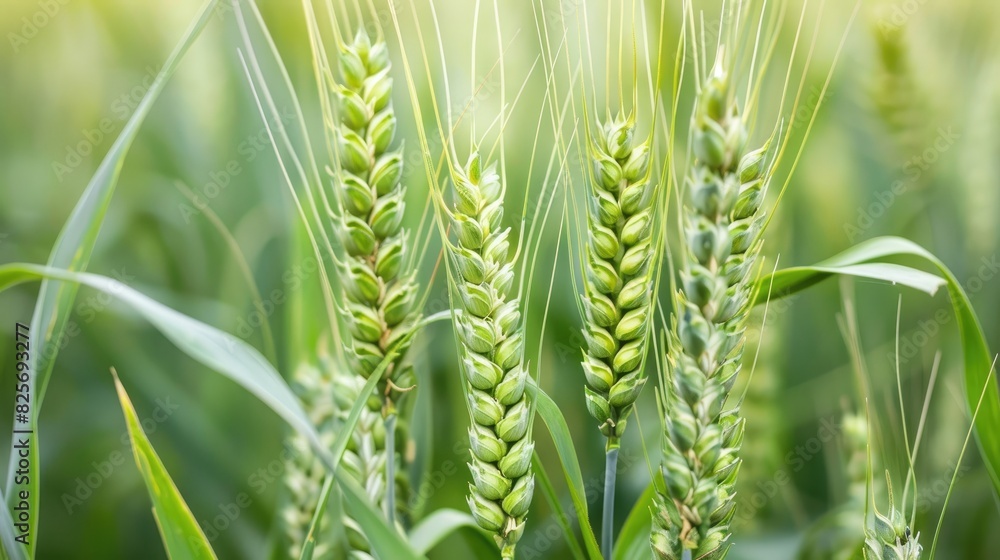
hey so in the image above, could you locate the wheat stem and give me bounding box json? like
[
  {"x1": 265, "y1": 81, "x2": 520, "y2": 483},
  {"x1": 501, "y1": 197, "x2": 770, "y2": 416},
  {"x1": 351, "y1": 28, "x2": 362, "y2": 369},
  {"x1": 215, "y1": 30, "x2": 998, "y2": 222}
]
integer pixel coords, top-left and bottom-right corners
[
  {"x1": 602, "y1": 447, "x2": 620, "y2": 559},
  {"x1": 385, "y1": 413, "x2": 397, "y2": 526}
]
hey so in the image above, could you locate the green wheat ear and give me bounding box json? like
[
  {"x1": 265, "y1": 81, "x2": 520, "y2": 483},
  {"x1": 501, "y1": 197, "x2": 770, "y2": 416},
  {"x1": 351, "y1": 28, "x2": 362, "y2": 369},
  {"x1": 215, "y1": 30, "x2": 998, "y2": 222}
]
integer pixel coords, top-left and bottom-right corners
[
  {"x1": 448, "y1": 151, "x2": 534, "y2": 560},
  {"x1": 581, "y1": 113, "x2": 656, "y2": 450},
  {"x1": 281, "y1": 29, "x2": 421, "y2": 558},
  {"x1": 334, "y1": 30, "x2": 420, "y2": 413},
  {"x1": 652, "y1": 51, "x2": 774, "y2": 560},
  {"x1": 864, "y1": 478, "x2": 922, "y2": 560}
]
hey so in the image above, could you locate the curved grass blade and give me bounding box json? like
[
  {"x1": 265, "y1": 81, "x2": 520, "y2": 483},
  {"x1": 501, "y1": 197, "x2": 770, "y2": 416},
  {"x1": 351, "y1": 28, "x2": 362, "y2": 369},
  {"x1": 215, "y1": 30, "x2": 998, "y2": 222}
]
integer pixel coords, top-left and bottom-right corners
[
  {"x1": 528, "y1": 381, "x2": 602, "y2": 559},
  {"x1": 112, "y1": 369, "x2": 217, "y2": 560},
  {"x1": 754, "y1": 236, "x2": 1000, "y2": 497},
  {"x1": 3, "y1": 2, "x2": 220, "y2": 556},
  {"x1": 754, "y1": 263, "x2": 944, "y2": 302},
  {"x1": 0, "y1": 264, "x2": 419, "y2": 558},
  {"x1": 0, "y1": 264, "x2": 330, "y2": 464},
  {"x1": 612, "y1": 482, "x2": 656, "y2": 560},
  {"x1": 298, "y1": 475, "x2": 335, "y2": 560},
  {"x1": 408, "y1": 509, "x2": 492, "y2": 555}
]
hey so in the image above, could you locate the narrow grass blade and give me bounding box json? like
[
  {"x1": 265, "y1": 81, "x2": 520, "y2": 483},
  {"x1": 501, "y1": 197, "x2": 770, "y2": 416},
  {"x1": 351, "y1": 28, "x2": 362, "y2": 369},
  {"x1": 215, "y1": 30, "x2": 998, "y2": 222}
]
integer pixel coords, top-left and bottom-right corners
[
  {"x1": 754, "y1": 236, "x2": 1000, "y2": 497},
  {"x1": 0, "y1": 264, "x2": 418, "y2": 557},
  {"x1": 298, "y1": 475, "x2": 335, "y2": 560},
  {"x1": 528, "y1": 381, "x2": 603, "y2": 559},
  {"x1": 112, "y1": 369, "x2": 217, "y2": 560},
  {"x1": 532, "y1": 454, "x2": 587, "y2": 560},
  {"x1": 408, "y1": 509, "x2": 492, "y2": 555},
  {"x1": 3, "y1": 2, "x2": 219, "y2": 556},
  {"x1": 612, "y1": 482, "x2": 656, "y2": 560}
]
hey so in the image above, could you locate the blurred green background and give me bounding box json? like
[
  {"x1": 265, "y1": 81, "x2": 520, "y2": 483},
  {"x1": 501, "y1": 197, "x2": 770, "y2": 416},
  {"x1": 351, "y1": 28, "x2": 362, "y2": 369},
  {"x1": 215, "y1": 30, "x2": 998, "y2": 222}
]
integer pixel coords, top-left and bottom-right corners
[{"x1": 1, "y1": 0, "x2": 999, "y2": 558}]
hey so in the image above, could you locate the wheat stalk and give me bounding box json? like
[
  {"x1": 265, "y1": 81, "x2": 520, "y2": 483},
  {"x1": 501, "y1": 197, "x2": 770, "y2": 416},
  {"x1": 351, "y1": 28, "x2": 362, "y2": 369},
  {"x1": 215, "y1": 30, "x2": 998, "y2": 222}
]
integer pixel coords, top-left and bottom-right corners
[
  {"x1": 651, "y1": 51, "x2": 772, "y2": 559},
  {"x1": 581, "y1": 114, "x2": 655, "y2": 449},
  {"x1": 447, "y1": 151, "x2": 534, "y2": 560}
]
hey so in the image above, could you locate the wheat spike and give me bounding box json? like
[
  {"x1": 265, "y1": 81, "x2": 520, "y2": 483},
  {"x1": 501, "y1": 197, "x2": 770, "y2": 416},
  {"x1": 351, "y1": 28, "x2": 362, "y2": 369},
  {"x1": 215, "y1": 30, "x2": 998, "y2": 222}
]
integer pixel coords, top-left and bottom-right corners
[
  {"x1": 447, "y1": 152, "x2": 534, "y2": 560},
  {"x1": 864, "y1": 481, "x2": 922, "y2": 560},
  {"x1": 652, "y1": 50, "x2": 773, "y2": 559},
  {"x1": 581, "y1": 114, "x2": 656, "y2": 450}
]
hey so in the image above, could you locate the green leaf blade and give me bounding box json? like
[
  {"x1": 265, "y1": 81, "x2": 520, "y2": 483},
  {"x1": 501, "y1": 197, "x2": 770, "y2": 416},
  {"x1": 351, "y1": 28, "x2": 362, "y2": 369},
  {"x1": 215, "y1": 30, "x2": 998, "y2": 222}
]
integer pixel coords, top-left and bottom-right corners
[
  {"x1": 3, "y1": 2, "x2": 220, "y2": 556},
  {"x1": 529, "y1": 382, "x2": 603, "y2": 559},
  {"x1": 755, "y1": 236, "x2": 1000, "y2": 497},
  {"x1": 408, "y1": 509, "x2": 492, "y2": 555},
  {"x1": 112, "y1": 371, "x2": 217, "y2": 560}
]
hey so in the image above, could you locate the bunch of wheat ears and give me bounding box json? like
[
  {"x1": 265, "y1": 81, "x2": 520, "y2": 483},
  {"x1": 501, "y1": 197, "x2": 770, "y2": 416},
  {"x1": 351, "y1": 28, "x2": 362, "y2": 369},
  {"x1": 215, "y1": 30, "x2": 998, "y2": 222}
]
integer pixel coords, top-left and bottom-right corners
[{"x1": 277, "y1": 3, "x2": 919, "y2": 559}]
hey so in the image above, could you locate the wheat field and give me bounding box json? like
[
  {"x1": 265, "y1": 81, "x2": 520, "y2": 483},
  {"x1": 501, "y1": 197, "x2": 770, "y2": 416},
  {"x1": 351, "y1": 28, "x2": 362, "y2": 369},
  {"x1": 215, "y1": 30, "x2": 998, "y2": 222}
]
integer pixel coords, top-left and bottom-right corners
[{"x1": 0, "y1": 1, "x2": 999, "y2": 559}]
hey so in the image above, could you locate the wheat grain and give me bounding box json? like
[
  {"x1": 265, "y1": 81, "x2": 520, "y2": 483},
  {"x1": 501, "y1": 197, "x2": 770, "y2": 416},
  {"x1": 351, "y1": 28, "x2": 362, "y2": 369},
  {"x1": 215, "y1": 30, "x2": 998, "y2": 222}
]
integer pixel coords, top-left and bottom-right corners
[
  {"x1": 448, "y1": 152, "x2": 534, "y2": 560},
  {"x1": 581, "y1": 115, "x2": 655, "y2": 450},
  {"x1": 651, "y1": 52, "x2": 772, "y2": 560}
]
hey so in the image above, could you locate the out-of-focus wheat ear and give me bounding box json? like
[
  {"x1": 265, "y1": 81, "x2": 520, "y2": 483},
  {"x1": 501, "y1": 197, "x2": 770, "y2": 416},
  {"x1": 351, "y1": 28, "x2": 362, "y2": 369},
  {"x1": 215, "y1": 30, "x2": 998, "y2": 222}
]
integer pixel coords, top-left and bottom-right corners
[{"x1": 864, "y1": 476, "x2": 923, "y2": 560}]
